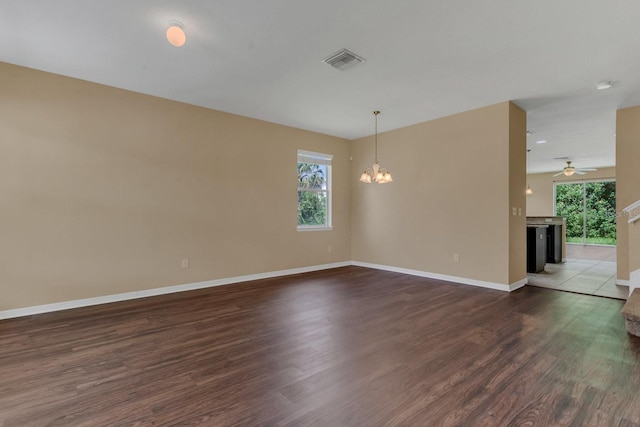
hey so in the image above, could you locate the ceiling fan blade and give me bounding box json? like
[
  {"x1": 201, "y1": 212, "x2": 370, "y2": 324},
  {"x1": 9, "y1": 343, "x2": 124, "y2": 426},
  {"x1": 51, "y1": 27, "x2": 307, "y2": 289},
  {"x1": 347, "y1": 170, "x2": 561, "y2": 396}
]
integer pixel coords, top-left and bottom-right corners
[
  {"x1": 575, "y1": 170, "x2": 586, "y2": 175},
  {"x1": 578, "y1": 168, "x2": 597, "y2": 171},
  {"x1": 552, "y1": 172, "x2": 564, "y2": 177}
]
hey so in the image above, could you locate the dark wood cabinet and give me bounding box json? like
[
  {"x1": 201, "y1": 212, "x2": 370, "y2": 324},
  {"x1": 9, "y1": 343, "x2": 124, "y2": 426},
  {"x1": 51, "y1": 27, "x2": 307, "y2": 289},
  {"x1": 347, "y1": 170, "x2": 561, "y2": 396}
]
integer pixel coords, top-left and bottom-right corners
[
  {"x1": 546, "y1": 224, "x2": 562, "y2": 263},
  {"x1": 527, "y1": 226, "x2": 547, "y2": 273}
]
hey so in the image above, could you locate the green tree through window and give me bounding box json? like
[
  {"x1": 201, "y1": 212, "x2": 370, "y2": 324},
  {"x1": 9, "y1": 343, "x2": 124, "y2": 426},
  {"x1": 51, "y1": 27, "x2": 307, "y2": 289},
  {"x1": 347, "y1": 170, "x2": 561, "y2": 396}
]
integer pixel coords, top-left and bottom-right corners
[
  {"x1": 555, "y1": 181, "x2": 616, "y2": 245},
  {"x1": 297, "y1": 151, "x2": 332, "y2": 229}
]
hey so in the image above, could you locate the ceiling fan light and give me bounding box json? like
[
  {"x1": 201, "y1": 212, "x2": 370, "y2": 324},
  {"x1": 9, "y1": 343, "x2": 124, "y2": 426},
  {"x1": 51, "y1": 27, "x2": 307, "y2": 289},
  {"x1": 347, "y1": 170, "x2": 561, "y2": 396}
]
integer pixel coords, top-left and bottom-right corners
[{"x1": 564, "y1": 169, "x2": 575, "y2": 176}]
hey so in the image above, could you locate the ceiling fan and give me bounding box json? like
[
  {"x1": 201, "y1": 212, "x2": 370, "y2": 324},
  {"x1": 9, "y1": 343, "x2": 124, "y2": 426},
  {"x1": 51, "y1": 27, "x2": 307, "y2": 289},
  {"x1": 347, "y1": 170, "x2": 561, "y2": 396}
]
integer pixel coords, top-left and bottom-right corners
[{"x1": 552, "y1": 161, "x2": 597, "y2": 177}]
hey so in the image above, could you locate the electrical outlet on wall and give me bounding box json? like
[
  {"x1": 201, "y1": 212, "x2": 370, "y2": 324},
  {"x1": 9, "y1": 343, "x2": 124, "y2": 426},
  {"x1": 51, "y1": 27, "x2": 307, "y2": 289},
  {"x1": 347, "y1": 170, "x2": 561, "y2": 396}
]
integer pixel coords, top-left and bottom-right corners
[
  {"x1": 453, "y1": 254, "x2": 460, "y2": 263},
  {"x1": 181, "y1": 258, "x2": 189, "y2": 269}
]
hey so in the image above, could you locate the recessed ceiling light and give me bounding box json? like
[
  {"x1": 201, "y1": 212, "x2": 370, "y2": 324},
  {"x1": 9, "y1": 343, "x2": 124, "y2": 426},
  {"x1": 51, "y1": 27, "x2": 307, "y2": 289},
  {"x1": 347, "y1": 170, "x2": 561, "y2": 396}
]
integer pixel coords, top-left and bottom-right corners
[
  {"x1": 596, "y1": 81, "x2": 614, "y2": 90},
  {"x1": 536, "y1": 140, "x2": 547, "y2": 144},
  {"x1": 166, "y1": 21, "x2": 186, "y2": 47}
]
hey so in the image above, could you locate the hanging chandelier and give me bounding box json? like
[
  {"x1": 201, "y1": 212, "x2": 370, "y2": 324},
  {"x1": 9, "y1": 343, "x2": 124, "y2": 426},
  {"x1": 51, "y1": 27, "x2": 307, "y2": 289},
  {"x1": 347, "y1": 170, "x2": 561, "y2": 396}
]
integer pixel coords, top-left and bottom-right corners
[{"x1": 359, "y1": 111, "x2": 393, "y2": 184}]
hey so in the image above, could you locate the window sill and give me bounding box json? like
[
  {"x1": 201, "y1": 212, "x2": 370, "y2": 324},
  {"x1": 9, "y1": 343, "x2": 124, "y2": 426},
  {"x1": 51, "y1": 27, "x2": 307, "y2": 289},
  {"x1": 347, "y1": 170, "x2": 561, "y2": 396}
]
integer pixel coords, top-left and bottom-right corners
[{"x1": 297, "y1": 226, "x2": 333, "y2": 232}]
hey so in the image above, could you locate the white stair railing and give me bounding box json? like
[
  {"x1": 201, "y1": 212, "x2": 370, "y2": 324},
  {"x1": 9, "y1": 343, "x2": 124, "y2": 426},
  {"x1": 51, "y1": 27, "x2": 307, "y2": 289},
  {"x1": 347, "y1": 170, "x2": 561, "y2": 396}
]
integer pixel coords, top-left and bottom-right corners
[{"x1": 623, "y1": 200, "x2": 640, "y2": 224}]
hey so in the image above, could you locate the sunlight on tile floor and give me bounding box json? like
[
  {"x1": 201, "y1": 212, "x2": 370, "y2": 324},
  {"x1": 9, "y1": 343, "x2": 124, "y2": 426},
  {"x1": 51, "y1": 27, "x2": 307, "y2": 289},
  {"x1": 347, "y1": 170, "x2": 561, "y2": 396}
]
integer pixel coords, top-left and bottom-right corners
[{"x1": 526, "y1": 245, "x2": 627, "y2": 300}]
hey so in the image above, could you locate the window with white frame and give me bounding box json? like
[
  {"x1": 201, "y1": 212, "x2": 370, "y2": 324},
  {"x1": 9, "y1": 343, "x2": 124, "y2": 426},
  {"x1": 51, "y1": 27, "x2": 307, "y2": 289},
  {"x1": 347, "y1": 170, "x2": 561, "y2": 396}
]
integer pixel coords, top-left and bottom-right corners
[{"x1": 297, "y1": 150, "x2": 332, "y2": 230}]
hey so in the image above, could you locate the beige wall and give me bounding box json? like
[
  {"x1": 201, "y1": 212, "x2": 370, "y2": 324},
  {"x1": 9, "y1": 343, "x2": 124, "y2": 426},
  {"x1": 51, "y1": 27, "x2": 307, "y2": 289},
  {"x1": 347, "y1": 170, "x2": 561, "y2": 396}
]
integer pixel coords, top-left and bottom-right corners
[
  {"x1": 509, "y1": 103, "x2": 527, "y2": 284},
  {"x1": 0, "y1": 62, "x2": 351, "y2": 310},
  {"x1": 1, "y1": 62, "x2": 532, "y2": 312},
  {"x1": 526, "y1": 167, "x2": 616, "y2": 217},
  {"x1": 351, "y1": 102, "x2": 525, "y2": 286},
  {"x1": 617, "y1": 106, "x2": 640, "y2": 280}
]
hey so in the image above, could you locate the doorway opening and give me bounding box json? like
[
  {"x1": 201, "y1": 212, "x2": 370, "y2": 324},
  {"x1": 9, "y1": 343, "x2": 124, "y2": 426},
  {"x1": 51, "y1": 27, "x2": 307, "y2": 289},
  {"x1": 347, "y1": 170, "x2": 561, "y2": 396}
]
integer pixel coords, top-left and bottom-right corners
[{"x1": 526, "y1": 179, "x2": 623, "y2": 299}]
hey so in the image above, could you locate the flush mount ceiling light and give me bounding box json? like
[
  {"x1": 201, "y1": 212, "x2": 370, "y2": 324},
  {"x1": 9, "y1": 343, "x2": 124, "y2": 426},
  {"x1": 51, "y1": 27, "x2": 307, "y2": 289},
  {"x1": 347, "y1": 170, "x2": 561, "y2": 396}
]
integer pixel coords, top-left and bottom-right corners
[
  {"x1": 596, "y1": 81, "x2": 614, "y2": 90},
  {"x1": 166, "y1": 20, "x2": 186, "y2": 47},
  {"x1": 536, "y1": 140, "x2": 547, "y2": 144},
  {"x1": 360, "y1": 111, "x2": 393, "y2": 184}
]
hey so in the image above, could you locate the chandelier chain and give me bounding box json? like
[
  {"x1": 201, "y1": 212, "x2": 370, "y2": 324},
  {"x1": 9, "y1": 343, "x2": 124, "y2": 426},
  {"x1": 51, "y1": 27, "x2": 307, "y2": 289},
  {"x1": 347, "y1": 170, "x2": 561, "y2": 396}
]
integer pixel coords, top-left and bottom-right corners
[{"x1": 374, "y1": 111, "x2": 379, "y2": 162}]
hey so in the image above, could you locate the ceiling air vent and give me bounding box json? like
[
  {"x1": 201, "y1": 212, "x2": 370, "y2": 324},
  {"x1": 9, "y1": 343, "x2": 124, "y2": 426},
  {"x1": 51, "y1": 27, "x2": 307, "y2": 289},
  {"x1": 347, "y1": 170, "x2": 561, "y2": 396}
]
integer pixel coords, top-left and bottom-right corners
[{"x1": 322, "y1": 49, "x2": 366, "y2": 71}]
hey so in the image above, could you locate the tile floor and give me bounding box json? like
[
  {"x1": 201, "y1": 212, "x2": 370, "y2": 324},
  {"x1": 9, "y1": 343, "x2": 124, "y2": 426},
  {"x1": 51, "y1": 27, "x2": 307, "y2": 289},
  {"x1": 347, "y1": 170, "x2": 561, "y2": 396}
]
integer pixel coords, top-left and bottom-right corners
[{"x1": 526, "y1": 244, "x2": 628, "y2": 300}]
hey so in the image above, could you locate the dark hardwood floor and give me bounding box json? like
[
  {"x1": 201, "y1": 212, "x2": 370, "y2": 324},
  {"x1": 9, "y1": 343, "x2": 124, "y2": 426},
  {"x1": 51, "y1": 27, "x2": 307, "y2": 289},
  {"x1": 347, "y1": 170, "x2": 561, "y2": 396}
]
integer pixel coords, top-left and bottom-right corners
[{"x1": 1, "y1": 266, "x2": 640, "y2": 426}]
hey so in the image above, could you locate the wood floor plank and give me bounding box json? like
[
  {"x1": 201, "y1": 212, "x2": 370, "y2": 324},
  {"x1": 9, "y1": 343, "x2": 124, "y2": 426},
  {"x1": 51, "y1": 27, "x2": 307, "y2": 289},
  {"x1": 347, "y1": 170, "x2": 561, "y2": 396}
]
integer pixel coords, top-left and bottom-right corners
[{"x1": 1, "y1": 266, "x2": 639, "y2": 426}]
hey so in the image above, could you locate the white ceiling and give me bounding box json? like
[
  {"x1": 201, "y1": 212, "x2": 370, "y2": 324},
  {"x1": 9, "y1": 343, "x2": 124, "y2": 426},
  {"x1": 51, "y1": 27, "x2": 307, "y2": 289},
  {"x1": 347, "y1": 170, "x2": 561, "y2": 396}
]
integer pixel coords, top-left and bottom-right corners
[{"x1": 2, "y1": 0, "x2": 639, "y2": 173}]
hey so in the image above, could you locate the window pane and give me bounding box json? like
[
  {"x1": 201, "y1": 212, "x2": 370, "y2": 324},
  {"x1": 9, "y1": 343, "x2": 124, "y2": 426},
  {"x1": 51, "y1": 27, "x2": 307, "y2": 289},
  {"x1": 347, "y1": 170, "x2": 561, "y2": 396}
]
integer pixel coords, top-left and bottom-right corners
[
  {"x1": 585, "y1": 181, "x2": 616, "y2": 245},
  {"x1": 297, "y1": 190, "x2": 327, "y2": 226},
  {"x1": 555, "y1": 183, "x2": 584, "y2": 244},
  {"x1": 297, "y1": 150, "x2": 331, "y2": 229},
  {"x1": 555, "y1": 181, "x2": 617, "y2": 246},
  {"x1": 297, "y1": 162, "x2": 327, "y2": 190}
]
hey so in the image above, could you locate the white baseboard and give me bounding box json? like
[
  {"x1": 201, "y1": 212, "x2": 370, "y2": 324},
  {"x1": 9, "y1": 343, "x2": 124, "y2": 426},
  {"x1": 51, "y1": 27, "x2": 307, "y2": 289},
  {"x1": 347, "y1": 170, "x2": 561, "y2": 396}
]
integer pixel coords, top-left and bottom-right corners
[
  {"x1": 0, "y1": 260, "x2": 532, "y2": 320},
  {"x1": 351, "y1": 261, "x2": 522, "y2": 292},
  {"x1": 0, "y1": 261, "x2": 351, "y2": 320},
  {"x1": 510, "y1": 278, "x2": 528, "y2": 291}
]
